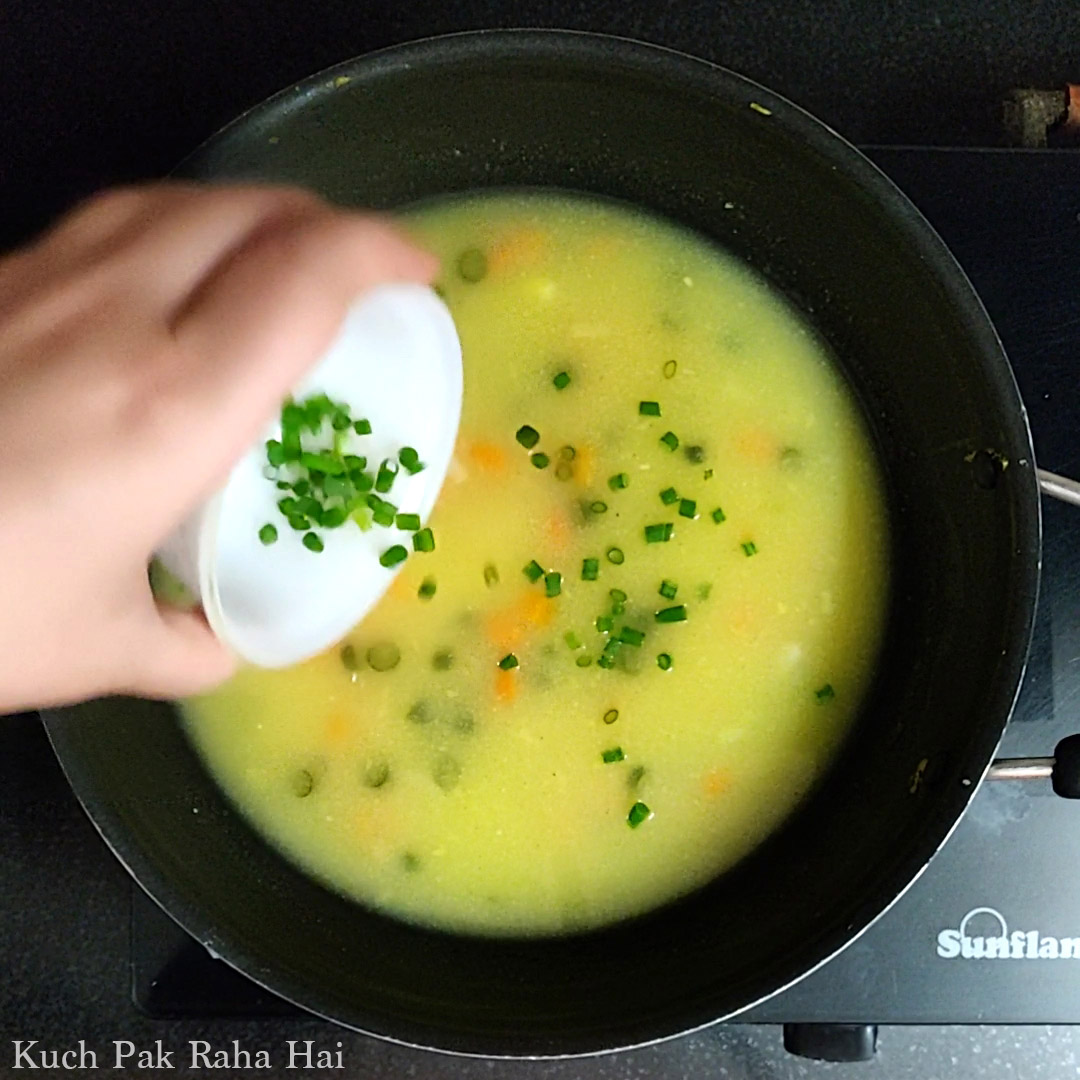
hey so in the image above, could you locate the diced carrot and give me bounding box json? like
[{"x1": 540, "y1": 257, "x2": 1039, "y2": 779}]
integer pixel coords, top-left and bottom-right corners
[
  {"x1": 703, "y1": 767, "x2": 732, "y2": 798},
  {"x1": 572, "y1": 443, "x2": 596, "y2": 487},
  {"x1": 734, "y1": 428, "x2": 778, "y2": 463},
  {"x1": 728, "y1": 601, "x2": 758, "y2": 635},
  {"x1": 494, "y1": 667, "x2": 519, "y2": 703},
  {"x1": 544, "y1": 507, "x2": 574, "y2": 550},
  {"x1": 521, "y1": 590, "x2": 555, "y2": 627},
  {"x1": 324, "y1": 710, "x2": 351, "y2": 745},
  {"x1": 486, "y1": 589, "x2": 555, "y2": 652},
  {"x1": 488, "y1": 226, "x2": 548, "y2": 273},
  {"x1": 468, "y1": 440, "x2": 507, "y2": 473}
]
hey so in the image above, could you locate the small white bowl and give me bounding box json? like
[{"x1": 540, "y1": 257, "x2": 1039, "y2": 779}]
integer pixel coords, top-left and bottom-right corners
[{"x1": 156, "y1": 283, "x2": 462, "y2": 668}]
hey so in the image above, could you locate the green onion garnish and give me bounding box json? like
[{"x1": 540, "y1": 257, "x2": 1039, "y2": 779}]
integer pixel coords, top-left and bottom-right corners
[
  {"x1": 656, "y1": 605, "x2": 688, "y2": 624},
  {"x1": 659, "y1": 580, "x2": 678, "y2": 600},
  {"x1": 704, "y1": 468, "x2": 714, "y2": 480},
  {"x1": 602, "y1": 747, "x2": 625, "y2": 764},
  {"x1": 322, "y1": 506, "x2": 347, "y2": 528},
  {"x1": 544, "y1": 571, "x2": 562, "y2": 598},
  {"x1": 657, "y1": 652, "x2": 673, "y2": 671},
  {"x1": 660, "y1": 431, "x2": 680, "y2": 452},
  {"x1": 331, "y1": 410, "x2": 352, "y2": 432},
  {"x1": 555, "y1": 462, "x2": 574, "y2": 481},
  {"x1": 815, "y1": 683, "x2": 836, "y2": 703},
  {"x1": 531, "y1": 452, "x2": 550, "y2": 469},
  {"x1": 418, "y1": 577, "x2": 437, "y2": 600},
  {"x1": 395, "y1": 513, "x2": 421, "y2": 531},
  {"x1": 597, "y1": 655, "x2": 616, "y2": 669},
  {"x1": 399, "y1": 447, "x2": 424, "y2": 475},
  {"x1": 678, "y1": 499, "x2": 697, "y2": 519},
  {"x1": 610, "y1": 588, "x2": 627, "y2": 603},
  {"x1": 639, "y1": 401, "x2": 661, "y2": 417},
  {"x1": 603, "y1": 708, "x2": 619, "y2": 724},
  {"x1": 582, "y1": 557, "x2": 600, "y2": 581},
  {"x1": 606, "y1": 546, "x2": 625, "y2": 565},
  {"x1": 302, "y1": 532, "x2": 324, "y2": 553},
  {"x1": 300, "y1": 451, "x2": 345, "y2": 475},
  {"x1": 660, "y1": 487, "x2": 679, "y2": 505},
  {"x1": 741, "y1": 540, "x2": 758, "y2": 557},
  {"x1": 258, "y1": 524, "x2": 278, "y2": 545},
  {"x1": 353, "y1": 418, "x2": 372, "y2": 436},
  {"x1": 498, "y1": 653, "x2": 519, "y2": 670},
  {"x1": 711, "y1": 507, "x2": 727, "y2": 524},
  {"x1": 596, "y1": 614, "x2": 615, "y2": 633},
  {"x1": 524, "y1": 560, "x2": 544, "y2": 583},
  {"x1": 343, "y1": 454, "x2": 366, "y2": 470},
  {"x1": 413, "y1": 528, "x2": 435, "y2": 553},
  {"x1": 458, "y1": 247, "x2": 487, "y2": 283},
  {"x1": 628, "y1": 801, "x2": 652, "y2": 828},
  {"x1": 663, "y1": 360, "x2": 677, "y2": 379},
  {"x1": 266, "y1": 440, "x2": 286, "y2": 467},
  {"x1": 275, "y1": 481, "x2": 291, "y2": 490},
  {"x1": 576, "y1": 655, "x2": 593, "y2": 667},
  {"x1": 698, "y1": 583, "x2": 713, "y2": 600},
  {"x1": 371, "y1": 500, "x2": 395, "y2": 527},
  {"x1": 277, "y1": 496, "x2": 298, "y2": 515},
  {"x1": 287, "y1": 513, "x2": 310, "y2": 532},
  {"x1": 483, "y1": 563, "x2": 500, "y2": 587},
  {"x1": 515, "y1": 425, "x2": 540, "y2": 449},
  {"x1": 684, "y1": 445, "x2": 705, "y2": 464},
  {"x1": 619, "y1": 627, "x2": 645, "y2": 647},
  {"x1": 380, "y1": 544, "x2": 408, "y2": 567},
  {"x1": 564, "y1": 631, "x2": 582, "y2": 650},
  {"x1": 553, "y1": 371, "x2": 571, "y2": 390},
  {"x1": 375, "y1": 459, "x2": 399, "y2": 493},
  {"x1": 608, "y1": 472, "x2": 629, "y2": 491},
  {"x1": 559, "y1": 445, "x2": 576, "y2": 461},
  {"x1": 590, "y1": 500, "x2": 608, "y2": 514},
  {"x1": 644, "y1": 523, "x2": 674, "y2": 543}
]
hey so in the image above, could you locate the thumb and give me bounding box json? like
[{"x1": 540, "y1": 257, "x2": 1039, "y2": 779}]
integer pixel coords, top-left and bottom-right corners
[{"x1": 128, "y1": 603, "x2": 238, "y2": 700}]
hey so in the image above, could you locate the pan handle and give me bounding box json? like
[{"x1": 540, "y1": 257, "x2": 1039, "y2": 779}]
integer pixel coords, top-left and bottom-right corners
[
  {"x1": 1038, "y1": 468, "x2": 1080, "y2": 507},
  {"x1": 988, "y1": 736, "x2": 1080, "y2": 798}
]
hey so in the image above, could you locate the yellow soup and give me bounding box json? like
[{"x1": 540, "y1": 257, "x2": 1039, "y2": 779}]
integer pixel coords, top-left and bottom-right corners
[{"x1": 183, "y1": 192, "x2": 889, "y2": 936}]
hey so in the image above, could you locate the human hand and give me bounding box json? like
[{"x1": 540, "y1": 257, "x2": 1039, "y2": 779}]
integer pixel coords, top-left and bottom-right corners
[{"x1": 0, "y1": 183, "x2": 438, "y2": 711}]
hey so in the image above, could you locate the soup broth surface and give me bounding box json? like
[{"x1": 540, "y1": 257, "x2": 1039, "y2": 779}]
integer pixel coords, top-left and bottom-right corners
[{"x1": 184, "y1": 191, "x2": 888, "y2": 935}]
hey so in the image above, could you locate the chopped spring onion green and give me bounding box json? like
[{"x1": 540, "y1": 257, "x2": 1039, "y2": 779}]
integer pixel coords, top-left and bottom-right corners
[
  {"x1": 370, "y1": 500, "x2": 396, "y2": 527},
  {"x1": 711, "y1": 507, "x2": 727, "y2": 524},
  {"x1": 590, "y1": 500, "x2": 608, "y2": 514},
  {"x1": 815, "y1": 683, "x2": 836, "y2": 703},
  {"x1": 606, "y1": 546, "x2": 625, "y2": 565},
  {"x1": 258, "y1": 524, "x2": 279, "y2": 545},
  {"x1": 609, "y1": 588, "x2": 627, "y2": 603},
  {"x1": 544, "y1": 571, "x2": 562, "y2": 597},
  {"x1": 266, "y1": 440, "x2": 286, "y2": 467},
  {"x1": 498, "y1": 653, "x2": 519, "y2": 670},
  {"x1": 602, "y1": 747, "x2": 625, "y2": 764},
  {"x1": 659, "y1": 580, "x2": 678, "y2": 600},
  {"x1": 343, "y1": 454, "x2": 366, "y2": 470},
  {"x1": 395, "y1": 513, "x2": 421, "y2": 531},
  {"x1": 277, "y1": 496, "x2": 298, "y2": 515},
  {"x1": 287, "y1": 513, "x2": 310, "y2": 531},
  {"x1": 678, "y1": 499, "x2": 697, "y2": 519},
  {"x1": 596, "y1": 614, "x2": 615, "y2": 633},
  {"x1": 597, "y1": 655, "x2": 616, "y2": 669},
  {"x1": 367, "y1": 642, "x2": 401, "y2": 671},
  {"x1": 483, "y1": 563, "x2": 500, "y2": 586},
  {"x1": 553, "y1": 371, "x2": 571, "y2": 390},
  {"x1": 663, "y1": 360, "x2": 678, "y2": 378},
  {"x1": 300, "y1": 451, "x2": 345, "y2": 475},
  {"x1": 627, "y1": 801, "x2": 652, "y2": 828},
  {"x1": 515, "y1": 425, "x2": 540, "y2": 449},
  {"x1": 559, "y1": 445, "x2": 576, "y2": 460},
  {"x1": 581, "y1": 557, "x2": 600, "y2": 581},
  {"x1": 418, "y1": 577, "x2": 437, "y2": 600},
  {"x1": 432, "y1": 650, "x2": 454, "y2": 671},
  {"x1": 741, "y1": 540, "x2": 758, "y2": 557},
  {"x1": 331, "y1": 410, "x2": 352, "y2": 432},
  {"x1": 340, "y1": 643, "x2": 358, "y2": 671},
  {"x1": 564, "y1": 631, "x2": 583, "y2": 650},
  {"x1": 353, "y1": 418, "x2": 372, "y2": 436},
  {"x1": 380, "y1": 544, "x2": 408, "y2": 567},
  {"x1": 523, "y1": 559, "x2": 544, "y2": 583},
  {"x1": 399, "y1": 447, "x2": 424, "y2": 475},
  {"x1": 684, "y1": 445, "x2": 705, "y2": 464},
  {"x1": 656, "y1": 604, "x2": 688, "y2": 624},
  {"x1": 657, "y1": 652, "x2": 673, "y2": 671},
  {"x1": 603, "y1": 708, "x2": 619, "y2": 725},
  {"x1": 375, "y1": 459, "x2": 399, "y2": 493},
  {"x1": 413, "y1": 528, "x2": 435, "y2": 553},
  {"x1": 555, "y1": 462, "x2": 574, "y2": 481},
  {"x1": 639, "y1": 401, "x2": 661, "y2": 417},
  {"x1": 457, "y1": 247, "x2": 488, "y2": 283},
  {"x1": 302, "y1": 532, "x2": 324, "y2": 553},
  {"x1": 531, "y1": 452, "x2": 550, "y2": 469},
  {"x1": 644, "y1": 523, "x2": 674, "y2": 543},
  {"x1": 660, "y1": 486, "x2": 679, "y2": 505},
  {"x1": 275, "y1": 480, "x2": 291, "y2": 490},
  {"x1": 576, "y1": 655, "x2": 593, "y2": 667},
  {"x1": 608, "y1": 472, "x2": 629, "y2": 490},
  {"x1": 619, "y1": 627, "x2": 645, "y2": 647},
  {"x1": 321, "y1": 506, "x2": 347, "y2": 528},
  {"x1": 660, "y1": 431, "x2": 680, "y2": 452}
]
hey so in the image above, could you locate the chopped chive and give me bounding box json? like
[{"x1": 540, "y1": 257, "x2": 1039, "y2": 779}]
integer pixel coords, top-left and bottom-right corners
[
  {"x1": 322, "y1": 506, "x2": 347, "y2": 528},
  {"x1": 399, "y1": 446, "x2": 424, "y2": 474},
  {"x1": 296, "y1": 496, "x2": 321, "y2": 518},
  {"x1": 657, "y1": 652, "x2": 673, "y2": 671},
  {"x1": 371, "y1": 502, "x2": 395, "y2": 527},
  {"x1": 628, "y1": 801, "x2": 652, "y2": 828},
  {"x1": 581, "y1": 557, "x2": 600, "y2": 581},
  {"x1": 418, "y1": 577, "x2": 437, "y2": 600},
  {"x1": 741, "y1": 540, "x2": 758, "y2": 557},
  {"x1": 602, "y1": 637, "x2": 622, "y2": 658},
  {"x1": 596, "y1": 615, "x2": 615, "y2": 633},
  {"x1": 611, "y1": 600, "x2": 625, "y2": 616},
  {"x1": 711, "y1": 507, "x2": 727, "y2": 524},
  {"x1": 524, "y1": 560, "x2": 544, "y2": 583},
  {"x1": 544, "y1": 571, "x2": 562, "y2": 598},
  {"x1": 353, "y1": 471, "x2": 374, "y2": 493},
  {"x1": 815, "y1": 683, "x2": 836, "y2": 703},
  {"x1": 515, "y1": 424, "x2": 540, "y2": 449},
  {"x1": 291, "y1": 480, "x2": 310, "y2": 496},
  {"x1": 375, "y1": 459, "x2": 399, "y2": 493},
  {"x1": 590, "y1": 500, "x2": 608, "y2": 514},
  {"x1": 302, "y1": 532, "x2": 325, "y2": 553},
  {"x1": 340, "y1": 643, "x2": 358, "y2": 672},
  {"x1": 660, "y1": 487, "x2": 679, "y2": 505},
  {"x1": 704, "y1": 468, "x2": 714, "y2": 480},
  {"x1": 619, "y1": 627, "x2": 645, "y2": 647},
  {"x1": 281, "y1": 401, "x2": 305, "y2": 433},
  {"x1": 266, "y1": 440, "x2": 286, "y2": 467},
  {"x1": 663, "y1": 360, "x2": 678, "y2": 378},
  {"x1": 323, "y1": 476, "x2": 351, "y2": 498},
  {"x1": 353, "y1": 418, "x2": 372, "y2": 436},
  {"x1": 678, "y1": 499, "x2": 698, "y2": 519},
  {"x1": 608, "y1": 472, "x2": 629, "y2": 491},
  {"x1": 258, "y1": 523, "x2": 278, "y2": 545},
  {"x1": 483, "y1": 563, "x2": 500, "y2": 587},
  {"x1": 275, "y1": 481, "x2": 291, "y2": 490},
  {"x1": 457, "y1": 247, "x2": 487, "y2": 283},
  {"x1": 498, "y1": 653, "x2": 519, "y2": 671},
  {"x1": 656, "y1": 604, "x2": 688, "y2": 624},
  {"x1": 380, "y1": 544, "x2": 408, "y2": 568},
  {"x1": 606, "y1": 546, "x2": 625, "y2": 565},
  {"x1": 684, "y1": 445, "x2": 705, "y2": 464},
  {"x1": 277, "y1": 496, "x2": 298, "y2": 515},
  {"x1": 555, "y1": 462, "x2": 573, "y2": 481},
  {"x1": 343, "y1": 454, "x2": 366, "y2": 470},
  {"x1": 639, "y1": 401, "x2": 661, "y2": 417},
  {"x1": 395, "y1": 513, "x2": 421, "y2": 531},
  {"x1": 531, "y1": 452, "x2": 550, "y2": 469},
  {"x1": 659, "y1": 580, "x2": 678, "y2": 600},
  {"x1": 299, "y1": 451, "x2": 345, "y2": 475},
  {"x1": 553, "y1": 371, "x2": 571, "y2": 390},
  {"x1": 660, "y1": 431, "x2": 680, "y2": 452},
  {"x1": 644, "y1": 523, "x2": 674, "y2": 543},
  {"x1": 603, "y1": 708, "x2": 619, "y2": 725},
  {"x1": 576, "y1": 655, "x2": 593, "y2": 667},
  {"x1": 609, "y1": 588, "x2": 627, "y2": 603},
  {"x1": 597, "y1": 655, "x2": 616, "y2": 669},
  {"x1": 602, "y1": 747, "x2": 625, "y2": 764},
  {"x1": 564, "y1": 631, "x2": 582, "y2": 650},
  {"x1": 559, "y1": 445, "x2": 576, "y2": 461},
  {"x1": 413, "y1": 528, "x2": 435, "y2": 553},
  {"x1": 697, "y1": 582, "x2": 713, "y2": 600},
  {"x1": 287, "y1": 513, "x2": 310, "y2": 532},
  {"x1": 331, "y1": 410, "x2": 352, "y2": 432}
]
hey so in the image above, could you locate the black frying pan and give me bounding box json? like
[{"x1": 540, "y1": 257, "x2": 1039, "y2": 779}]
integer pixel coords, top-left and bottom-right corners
[{"x1": 43, "y1": 31, "x2": 1043, "y2": 1056}]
